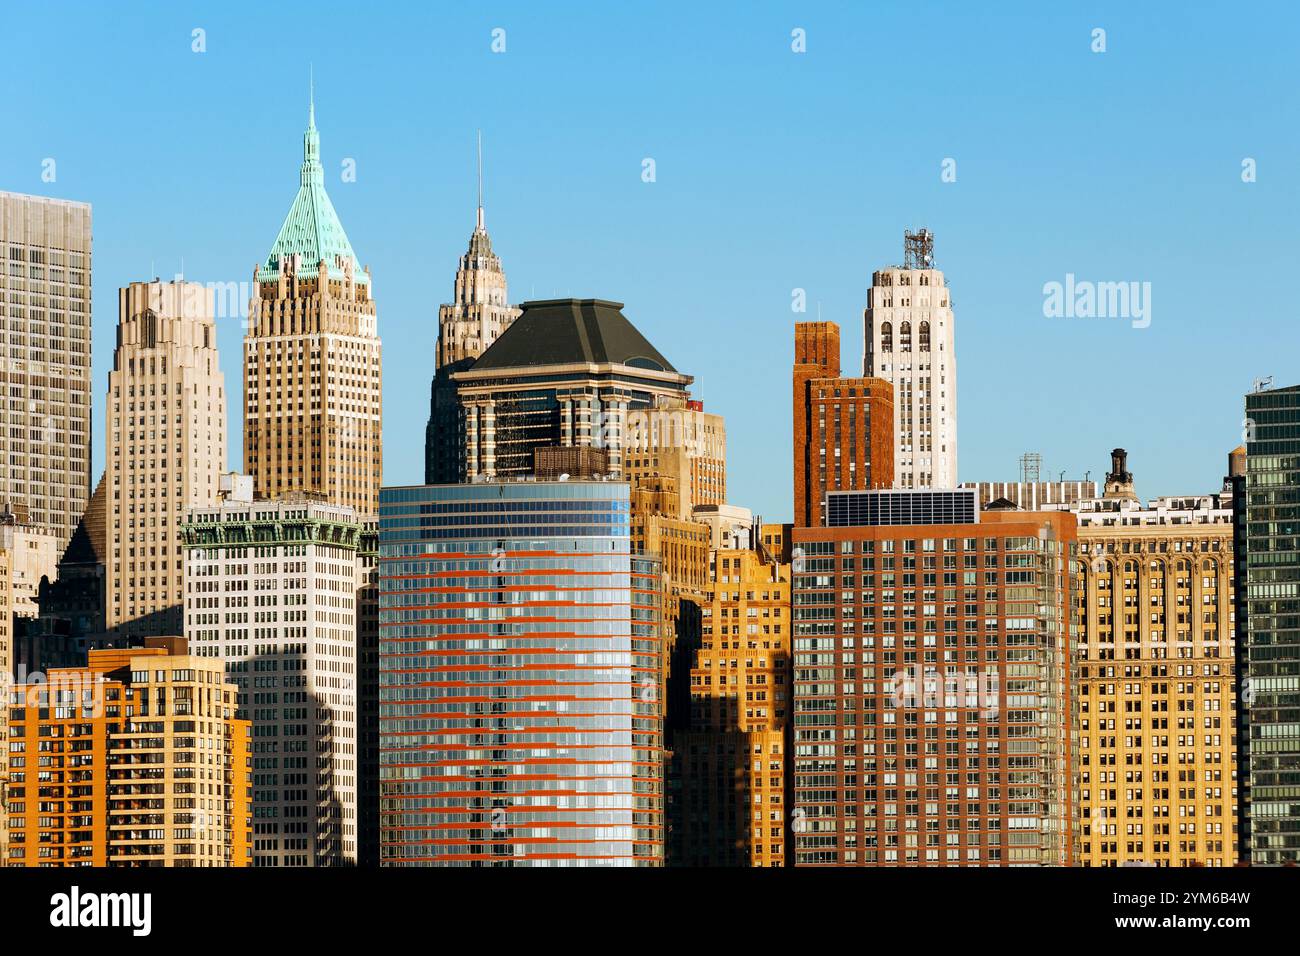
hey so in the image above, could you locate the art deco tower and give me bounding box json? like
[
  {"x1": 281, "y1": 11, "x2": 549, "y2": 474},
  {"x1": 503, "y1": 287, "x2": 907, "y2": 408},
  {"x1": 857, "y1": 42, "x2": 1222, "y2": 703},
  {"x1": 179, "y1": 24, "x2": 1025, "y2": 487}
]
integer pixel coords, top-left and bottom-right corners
[
  {"x1": 107, "y1": 279, "x2": 226, "y2": 636},
  {"x1": 245, "y1": 96, "x2": 382, "y2": 515},
  {"x1": 863, "y1": 229, "x2": 957, "y2": 489},
  {"x1": 424, "y1": 133, "x2": 520, "y2": 484}
]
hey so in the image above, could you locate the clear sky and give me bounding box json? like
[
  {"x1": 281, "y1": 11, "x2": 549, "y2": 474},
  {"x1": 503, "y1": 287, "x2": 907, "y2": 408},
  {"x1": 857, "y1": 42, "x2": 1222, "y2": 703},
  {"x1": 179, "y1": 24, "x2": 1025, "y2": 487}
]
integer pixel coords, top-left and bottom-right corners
[{"x1": 3, "y1": 1, "x2": 1297, "y2": 522}]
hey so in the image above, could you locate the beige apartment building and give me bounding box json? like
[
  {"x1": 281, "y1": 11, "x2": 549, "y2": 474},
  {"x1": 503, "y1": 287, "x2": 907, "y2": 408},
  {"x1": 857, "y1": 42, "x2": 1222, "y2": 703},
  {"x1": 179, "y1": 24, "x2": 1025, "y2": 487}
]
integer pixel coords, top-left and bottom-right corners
[
  {"x1": 0, "y1": 192, "x2": 93, "y2": 553},
  {"x1": 106, "y1": 280, "x2": 226, "y2": 637},
  {"x1": 1058, "y1": 450, "x2": 1239, "y2": 867},
  {"x1": 245, "y1": 101, "x2": 382, "y2": 516}
]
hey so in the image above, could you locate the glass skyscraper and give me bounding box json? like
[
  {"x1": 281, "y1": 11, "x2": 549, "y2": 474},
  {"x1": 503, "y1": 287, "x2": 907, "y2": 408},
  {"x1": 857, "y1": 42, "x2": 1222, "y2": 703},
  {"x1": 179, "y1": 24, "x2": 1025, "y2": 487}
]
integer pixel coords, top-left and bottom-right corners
[
  {"x1": 1243, "y1": 383, "x2": 1300, "y2": 864},
  {"x1": 378, "y1": 480, "x2": 663, "y2": 865}
]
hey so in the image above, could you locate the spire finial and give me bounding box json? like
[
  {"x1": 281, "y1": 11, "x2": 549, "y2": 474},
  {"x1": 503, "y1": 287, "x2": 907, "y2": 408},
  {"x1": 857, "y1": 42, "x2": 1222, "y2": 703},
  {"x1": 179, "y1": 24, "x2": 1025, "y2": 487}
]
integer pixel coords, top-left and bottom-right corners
[
  {"x1": 476, "y1": 129, "x2": 485, "y2": 231},
  {"x1": 309, "y1": 64, "x2": 315, "y2": 129}
]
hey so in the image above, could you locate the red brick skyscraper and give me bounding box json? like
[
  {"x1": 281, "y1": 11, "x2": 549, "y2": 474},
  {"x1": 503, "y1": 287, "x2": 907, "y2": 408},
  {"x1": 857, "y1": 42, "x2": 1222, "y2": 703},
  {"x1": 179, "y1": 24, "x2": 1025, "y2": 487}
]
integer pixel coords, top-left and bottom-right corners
[{"x1": 793, "y1": 321, "x2": 895, "y2": 528}]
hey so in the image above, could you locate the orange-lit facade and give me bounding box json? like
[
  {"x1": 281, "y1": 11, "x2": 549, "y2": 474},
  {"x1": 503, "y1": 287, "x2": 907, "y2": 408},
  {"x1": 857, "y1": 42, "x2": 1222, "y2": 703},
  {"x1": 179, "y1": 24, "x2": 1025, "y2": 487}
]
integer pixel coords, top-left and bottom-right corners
[
  {"x1": 793, "y1": 322, "x2": 894, "y2": 528},
  {"x1": 674, "y1": 545, "x2": 791, "y2": 866},
  {"x1": 1071, "y1": 492, "x2": 1238, "y2": 866},
  {"x1": 5, "y1": 639, "x2": 251, "y2": 867},
  {"x1": 0, "y1": 546, "x2": 9, "y2": 864}
]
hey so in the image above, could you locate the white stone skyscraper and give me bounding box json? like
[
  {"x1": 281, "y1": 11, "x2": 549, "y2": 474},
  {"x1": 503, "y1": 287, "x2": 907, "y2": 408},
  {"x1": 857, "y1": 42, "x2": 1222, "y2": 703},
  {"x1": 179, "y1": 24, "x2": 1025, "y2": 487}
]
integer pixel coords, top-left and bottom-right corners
[{"x1": 862, "y1": 229, "x2": 958, "y2": 488}]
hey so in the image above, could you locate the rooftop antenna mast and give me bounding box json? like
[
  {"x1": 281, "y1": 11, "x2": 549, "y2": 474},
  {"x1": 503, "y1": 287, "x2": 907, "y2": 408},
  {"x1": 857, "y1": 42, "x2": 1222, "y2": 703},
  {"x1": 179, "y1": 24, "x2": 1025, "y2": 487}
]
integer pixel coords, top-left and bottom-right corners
[
  {"x1": 903, "y1": 228, "x2": 934, "y2": 269},
  {"x1": 1254, "y1": 375, "x2": 1274, "y2": 392},
  {"x1": 476, "y1": 129, "x2": 484, "y2": 231},
  {"x1": 1019, "y1": 451, "x2": 1042, "y2": 484}
]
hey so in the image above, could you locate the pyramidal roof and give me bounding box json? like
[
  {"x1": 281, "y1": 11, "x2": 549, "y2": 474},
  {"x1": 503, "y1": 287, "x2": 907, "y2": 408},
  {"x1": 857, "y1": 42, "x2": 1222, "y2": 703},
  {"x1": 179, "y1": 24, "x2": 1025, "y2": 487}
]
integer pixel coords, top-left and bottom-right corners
[
  {"x1": 471, "y1": 299, "x2": 678, "y2": 373},
  {"x1": 258, "y1": 98, "x2": 368, "y2": 285}
]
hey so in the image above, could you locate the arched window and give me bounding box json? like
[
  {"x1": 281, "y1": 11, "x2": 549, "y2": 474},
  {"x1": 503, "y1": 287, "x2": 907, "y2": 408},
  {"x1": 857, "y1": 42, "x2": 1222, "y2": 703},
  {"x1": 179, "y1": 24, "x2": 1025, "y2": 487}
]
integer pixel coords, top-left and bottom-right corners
[
  {"x1": 880, "y1": 321, "x2": 893, "y2": 352},
  {"x1": 900, "y1": 321, "x2": 912, "y2": 352},
  {"x1": 919, "y1": 320, "x2": 931, "y2": 351}
]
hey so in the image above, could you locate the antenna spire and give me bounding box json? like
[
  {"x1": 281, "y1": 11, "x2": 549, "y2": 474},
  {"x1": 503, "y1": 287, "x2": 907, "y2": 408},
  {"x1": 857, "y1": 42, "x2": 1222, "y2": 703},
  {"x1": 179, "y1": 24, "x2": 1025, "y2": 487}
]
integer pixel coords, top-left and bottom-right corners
[
  {"x1": 476, "y1": 130, "x2": 485, "y2": 231},
  {"x1": 309, "y1": 64, "x2": 315, "y2": 128}
]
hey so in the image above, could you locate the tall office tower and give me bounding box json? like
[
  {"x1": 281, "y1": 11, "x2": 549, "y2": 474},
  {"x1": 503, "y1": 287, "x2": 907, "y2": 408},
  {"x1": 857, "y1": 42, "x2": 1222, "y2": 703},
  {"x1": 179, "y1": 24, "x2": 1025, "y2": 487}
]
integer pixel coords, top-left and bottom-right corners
[
  {"x1": 671, "y1": 542, "x2": 791, "y2": 866},
  {"x1": 1242, "y1": 383, "x2": 1300, "y2": 865},
  {"x1": 0, "y1": 192, "x2": 93, "y2": 553},
  {"x1": 182, "y1": 475, "x2": 360, "y2": 867},
  {"x1": 962, "y1": 480, "x2": 1099, "y2": 511},
  {"x1": 1058, "y1": 451, "x2": 1238, "y2": 866},
  {"x1": 424, "y1": 135, "x2": 521, "y2": 484},
  {"x1": 623, "y1": 398, "x2": 727, "y2": 518},
  {"x1": 793, "y1": 321, "x2": 895, "y2": 527},
  {"x1": 245, "y1": 98, "x2": 382, "y2": 516},
  {"x1": 356, "y1": 520, "x2": 380, "y2": 867},
  {"x1": 5, "y1": 637, "x2": 251, "y2": 867},
  {"x1": 862, "y1": 229, "x2": 957, "y2": 489},
  {"x1": 791, "y1": 490, "x2": 1076, "y2": 866},
  {"x1": 449, "y1": 298, "x2": 692, "y2": 481},
  {"x1": 107, "y1": 280, "x2": 225, "y2": 637},
  {"x1": 0, "y1": 509, "x2": 60, "y2": 618},
  {"x1": 379, "y1": 481, "x2": 664, "y2": 866}
]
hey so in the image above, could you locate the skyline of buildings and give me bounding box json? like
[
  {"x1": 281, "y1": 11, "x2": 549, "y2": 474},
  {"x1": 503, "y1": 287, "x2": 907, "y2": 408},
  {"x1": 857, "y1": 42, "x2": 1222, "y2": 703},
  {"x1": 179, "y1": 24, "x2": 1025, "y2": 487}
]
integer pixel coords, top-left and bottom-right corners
[{"x1": 1, "y1": 100, "x2": 1296, "y2": 868}]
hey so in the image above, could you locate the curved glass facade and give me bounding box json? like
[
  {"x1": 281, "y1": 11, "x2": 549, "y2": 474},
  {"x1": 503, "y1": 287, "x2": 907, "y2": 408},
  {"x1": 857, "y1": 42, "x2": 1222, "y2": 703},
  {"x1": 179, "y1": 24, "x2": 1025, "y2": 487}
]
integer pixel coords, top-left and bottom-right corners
[{"x1": 378, "y1": 481, "x2": 663, "y2": 865}]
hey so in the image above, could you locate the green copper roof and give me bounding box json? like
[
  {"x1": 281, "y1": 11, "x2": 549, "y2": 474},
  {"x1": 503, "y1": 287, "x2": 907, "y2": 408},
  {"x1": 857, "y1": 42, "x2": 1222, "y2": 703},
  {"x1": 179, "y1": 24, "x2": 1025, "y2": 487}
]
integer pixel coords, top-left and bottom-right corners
[{"x1": 258, "y1": 101, "x2": 368, "y2": 285}]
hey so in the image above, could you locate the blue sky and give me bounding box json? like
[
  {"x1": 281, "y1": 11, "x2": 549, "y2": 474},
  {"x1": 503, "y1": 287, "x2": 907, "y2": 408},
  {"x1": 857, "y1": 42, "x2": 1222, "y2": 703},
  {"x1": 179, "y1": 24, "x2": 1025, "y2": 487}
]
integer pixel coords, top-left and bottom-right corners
[{"x1": 3, "y1": 1, "x2": 1296, "y2": 521}]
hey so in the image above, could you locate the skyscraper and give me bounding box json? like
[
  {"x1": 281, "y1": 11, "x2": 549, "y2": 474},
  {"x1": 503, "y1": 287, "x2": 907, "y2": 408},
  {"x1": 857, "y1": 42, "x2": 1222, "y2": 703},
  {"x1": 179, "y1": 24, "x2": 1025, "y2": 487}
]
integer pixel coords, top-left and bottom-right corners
[
  {"x1": 379, "y1": 481, "x2": 664, "y2": 866},
  {"x1": 245, "y1": 97, "x2": 382, "y2": 516},
  {"x1": 1058, "y1": 451, "x2": 1239, "y2": 867},
  {"x1": 863, "y1": 229, "x2": 958, "y2": 489},
  {"x1": 1242, "y1": 382, "x2": 1300, "y2": 865},
  {"x1": 0, "y1": 192, "x2": 93, "y2": 553},
  {"x1": 449, "y1": 298, "x2": 692, "y2": 481},
  {"x1": 425, "y1": 133, "x2": 520, "y2": 484},
  {"x1": 791, "y1": 490, "x2": 1076, "y2": 866},
  {"x1": 183, "y1": 476, "x2": 361, "y2": 867},
  {"x1": 793, "y1": 321, "x2": 895, "y2": 527},
  {"x1": 107, "y1": 280, "x2": 225, "y2": 637}
]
